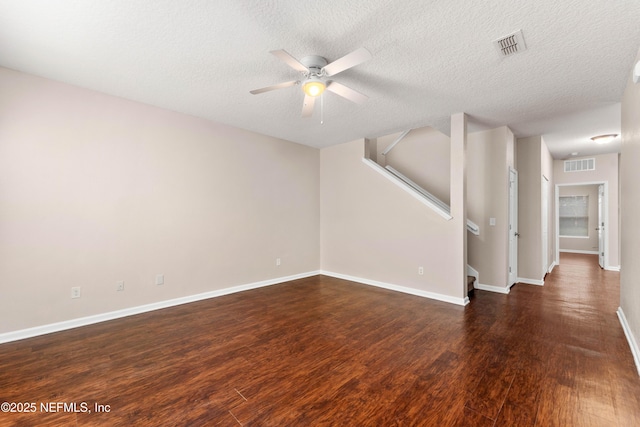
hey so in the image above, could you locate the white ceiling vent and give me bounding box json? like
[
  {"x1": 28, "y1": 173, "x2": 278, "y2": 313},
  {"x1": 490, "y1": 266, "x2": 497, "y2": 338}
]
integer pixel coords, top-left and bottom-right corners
[
  {"x1": 564, "y1": 158, "x2": 595, "y2": 172},
  {"x1": 494, "y1": 30, "x2": 527, "y2": 58}
]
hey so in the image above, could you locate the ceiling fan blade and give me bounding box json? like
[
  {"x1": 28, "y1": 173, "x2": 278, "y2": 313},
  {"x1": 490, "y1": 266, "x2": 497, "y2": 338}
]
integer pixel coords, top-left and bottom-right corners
[
  {"x1": 270, "y1": 50, "x2": 308, "y2": 73},
  {"x1": 322, "y1": 47, "x2": 372, "y2": 76},
  {"x1": 250, "y1": 80, "x2": 298, "y2": 95},
  {"x1": 326, "y1": 81, "x2": 368, "y2": 104},
  {"x1": 301, "y1": 95, "x2": 316, "y2": 118}
]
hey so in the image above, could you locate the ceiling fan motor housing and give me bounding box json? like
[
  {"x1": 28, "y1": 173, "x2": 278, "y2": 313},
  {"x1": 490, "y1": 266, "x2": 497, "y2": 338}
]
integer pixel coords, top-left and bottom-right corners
[{"x1": 300, "y1": 55, "x2": 328, "y2": 77}]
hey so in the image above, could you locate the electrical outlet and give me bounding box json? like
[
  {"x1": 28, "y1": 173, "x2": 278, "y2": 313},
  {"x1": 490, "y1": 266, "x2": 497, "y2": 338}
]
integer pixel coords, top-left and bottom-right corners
[
  {"x1": 116, "y1": 281, "x2": 125, "y2": 292},
  {"x1": 71, "y1": 286, "x2": 81, "y2": 299},
  {"x1": 276, "y1": 258, "x2": 281, "y2": 266},
  {"x1": 155, "y1": 274, "x2": 164, "y2": 285},
  {"x1": 418, "y1": 267, "x2": 424, "y2": 276}
]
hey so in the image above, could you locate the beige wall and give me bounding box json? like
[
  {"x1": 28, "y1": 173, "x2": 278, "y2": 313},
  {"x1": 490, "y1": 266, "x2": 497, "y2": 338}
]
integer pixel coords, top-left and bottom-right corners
[
  {"x1": 516, "y1": 136, "x2": 542, "y2": 281},
  {"x1": 515, "y1": 136, "x2": 554, "y2": 282},
  {"x1": 620, "y1": 48, "x2": 640, "y2": 360},
  {"x1": 559, "y1": 185, "x2": 600, "y2": 253},
  {"x1": 372, "y1": 124, "x2": 515, "y2": 290},
  {"x1": 380, "y1": 127, "x2": 451, "y2": 204},
  {"x1": 450, "y1": 113, "x2": 468, "y2": 300},
  {"x1": 467, "y1": 126, "x2": 515, "y2": 288},
  {"x1": 542, "y1": 138, "x2": 555, "y2": 274},
  {"x1": 553, "y1": 153, "x2": 620, "y2": 268},
  {"x1": 0, "y1": 68, "x2": 320, "y2": 333},
  {"x1": 320, "y1": 139, "x2": 463, "y2": 300}
]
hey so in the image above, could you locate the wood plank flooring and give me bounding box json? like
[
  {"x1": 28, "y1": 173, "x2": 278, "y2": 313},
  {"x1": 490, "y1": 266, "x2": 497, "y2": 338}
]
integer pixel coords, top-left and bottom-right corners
[{"x1": 1, "y1": 253, "x2": 639, "y2": 426}]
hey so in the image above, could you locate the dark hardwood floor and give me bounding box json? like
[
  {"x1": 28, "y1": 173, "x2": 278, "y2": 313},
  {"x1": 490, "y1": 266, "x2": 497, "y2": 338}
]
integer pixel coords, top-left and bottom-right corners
[{"x1": 1, "y1": 253, "x2": 639, "y2": 426}]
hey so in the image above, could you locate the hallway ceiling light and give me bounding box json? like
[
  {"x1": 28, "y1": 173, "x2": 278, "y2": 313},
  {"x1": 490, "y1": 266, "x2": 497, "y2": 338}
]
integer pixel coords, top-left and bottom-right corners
[{"x1": 590, "y1": 134, "x2": 618, "y2": 144}]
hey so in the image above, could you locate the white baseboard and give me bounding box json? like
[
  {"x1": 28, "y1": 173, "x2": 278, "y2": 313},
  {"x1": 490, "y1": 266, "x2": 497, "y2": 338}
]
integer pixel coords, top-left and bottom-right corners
[
  {"x1": 606, "y1": 265, "x2": 621, "y2": 272},
  {"x1": 467, "y1": 265, "x2": 479, "y2": 282},
  {"x1": 517, "y1": 277, "x2": 544, "y2": 286},
  {"x1": 617, "y1": 307, "x2": 640, "y2": 376},
  {"x1": 0, "y1": 270, "x2": 321, "y2": 345},
  {"x1": 474, "y1": 283, "x2": 510, "y2": 294},
  {"x1": 548, "y1": 261, "x2": 556, "y2": 274},
  {"x1": 320, "y1": 270, "x2": 468, "y2": 306},
  {"x1": 559, "y1": 249, "x2": 599, "y2": 255}
]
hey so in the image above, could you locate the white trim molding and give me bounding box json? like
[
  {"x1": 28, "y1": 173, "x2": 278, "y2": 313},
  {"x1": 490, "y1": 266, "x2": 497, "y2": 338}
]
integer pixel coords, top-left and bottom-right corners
[
  {"x1": 547, "y1": 261, "x2": 556, "y2": 274},
  {"x1": 605, "y1": 265, "x2": 621, "y2": 272},
  {"x1": 559, "y1": 249, "x2": 599, "y2": 255},
  {"x1": 517, "y1": 277, "x2": 545, "y2": 286},
  {"x1": 0, "y1": 271, "x2": 321, "y2": 344},
  {"x1": 467, "y1": 265, "x2": 479, "y2": 283},
  {"x1": 381, "y1": 129, "x2": 411, "y2": 155},
  {"x1": 362, "y1": 158, "x2": 479, "y2": 235},
  {"x1": 362, "y1": 158, "x2": 452, "y2": 220},
  {"x1": 474, "y1": 283, "x2": 510, "y2": 294},
  {"x1": 321, "y1": 270, "x2": 469, "y2": 306},
  {"x1": 617, "y1": 307, "x2": 640, "y2": 376},
  {"x1": 385, "y1": 164, "x2": 481, "y2": 235}
]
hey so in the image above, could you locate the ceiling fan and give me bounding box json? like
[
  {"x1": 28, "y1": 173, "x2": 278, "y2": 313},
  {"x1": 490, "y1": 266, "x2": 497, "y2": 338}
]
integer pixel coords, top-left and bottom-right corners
[{"x1": 250, "y1": 47, "x2": 372, "y2": 118}]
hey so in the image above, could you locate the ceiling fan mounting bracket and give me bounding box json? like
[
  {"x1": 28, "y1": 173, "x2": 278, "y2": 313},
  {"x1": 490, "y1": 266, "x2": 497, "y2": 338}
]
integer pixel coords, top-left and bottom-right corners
[{"x1": 300, "y1": 55, "x2": 328, "y2": 69}]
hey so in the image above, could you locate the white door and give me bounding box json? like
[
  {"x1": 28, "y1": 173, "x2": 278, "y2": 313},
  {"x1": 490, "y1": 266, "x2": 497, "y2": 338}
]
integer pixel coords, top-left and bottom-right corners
[
  {"x1": 542, "y1": 176, "x2": 550, "y2": 277},
  {"x1": 508, "y1": 168, "x2": 518, "y2": 287},
  {"x1": 598, "y1": 184, "x2": 605, "y2": 268}
]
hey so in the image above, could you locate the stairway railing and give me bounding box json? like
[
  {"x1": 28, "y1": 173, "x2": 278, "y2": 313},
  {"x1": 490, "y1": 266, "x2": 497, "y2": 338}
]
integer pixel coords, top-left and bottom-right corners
[
  {"x1": 384, "y1": 165, "x2": 480, "y2": 235},
  {"x1": 361, "y1": 158, "x2": 479, "y2": 234}
]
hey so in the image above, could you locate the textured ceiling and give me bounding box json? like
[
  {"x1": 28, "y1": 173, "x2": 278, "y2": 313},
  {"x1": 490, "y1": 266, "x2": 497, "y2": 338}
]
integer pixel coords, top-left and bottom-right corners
[{"x1": 1, "y1": 0, "x2": 639, "y2": 157}]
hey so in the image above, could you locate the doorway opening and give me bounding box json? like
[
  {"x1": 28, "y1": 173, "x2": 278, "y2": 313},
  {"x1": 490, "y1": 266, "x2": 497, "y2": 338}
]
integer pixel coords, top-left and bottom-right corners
[{"x1": 555, "y1": 182, "x2": 608, "y2": 269}]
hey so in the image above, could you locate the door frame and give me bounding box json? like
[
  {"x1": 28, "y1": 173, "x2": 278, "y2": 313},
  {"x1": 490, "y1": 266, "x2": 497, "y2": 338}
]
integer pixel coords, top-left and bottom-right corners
[
  {"x1": 555, "y1": 181, "x2": 609, "y2": 268},
  {"x1": 508, "y1": 168, "x2": 518, "y2": 287},
  {"x1": 542, "y1": 175, "x2": 550, "y2": 276},
  {"x1": 598, "y1": 184, "x2": 605, "y2": 268}
]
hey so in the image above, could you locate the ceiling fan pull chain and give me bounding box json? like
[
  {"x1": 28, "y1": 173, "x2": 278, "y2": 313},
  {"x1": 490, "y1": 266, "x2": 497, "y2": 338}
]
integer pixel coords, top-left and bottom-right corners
[{"x1": 321, "y1": 94, "x2": 324, "y2": 125}]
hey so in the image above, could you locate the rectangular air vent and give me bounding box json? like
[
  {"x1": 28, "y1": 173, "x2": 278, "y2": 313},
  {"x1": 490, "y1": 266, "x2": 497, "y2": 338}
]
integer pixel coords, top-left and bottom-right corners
[
  {"x1": 564, "y1": 158, "x2": 595, "y2": 172},
  {"x1": 494, "y1": 29, "x2": 527, "y2": 58}
]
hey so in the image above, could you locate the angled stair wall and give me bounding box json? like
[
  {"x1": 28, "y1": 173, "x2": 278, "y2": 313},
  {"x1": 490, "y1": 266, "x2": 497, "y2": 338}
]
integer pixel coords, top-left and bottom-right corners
[
  {"x1": 321, "y1": 136, "x2": 469, "y2": 305},
  {"x1": 372, "y1": 125, "x2": 516, "y2": 292}
]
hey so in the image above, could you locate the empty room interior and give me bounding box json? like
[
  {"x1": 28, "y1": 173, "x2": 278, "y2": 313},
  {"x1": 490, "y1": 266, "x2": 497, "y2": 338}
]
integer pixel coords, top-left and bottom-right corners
[{"x1": 2, "y1": 1, "x2": 640, "y2": 426}]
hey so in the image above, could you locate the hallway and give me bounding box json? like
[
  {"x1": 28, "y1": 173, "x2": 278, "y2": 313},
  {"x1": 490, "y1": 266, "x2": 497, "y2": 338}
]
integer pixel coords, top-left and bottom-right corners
[{"x1": 465, "y1": 252, "x2": 639, "y2": 425}]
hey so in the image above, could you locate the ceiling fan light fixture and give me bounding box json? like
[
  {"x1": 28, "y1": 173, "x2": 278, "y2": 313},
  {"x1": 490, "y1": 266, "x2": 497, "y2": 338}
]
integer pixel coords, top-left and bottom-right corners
[
  {"x1": 590, "y1": 134, "x2": 618, "y2": 144},
  {"x1": 302, "y1": 78, "x2": 326, "y2": 97}
]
